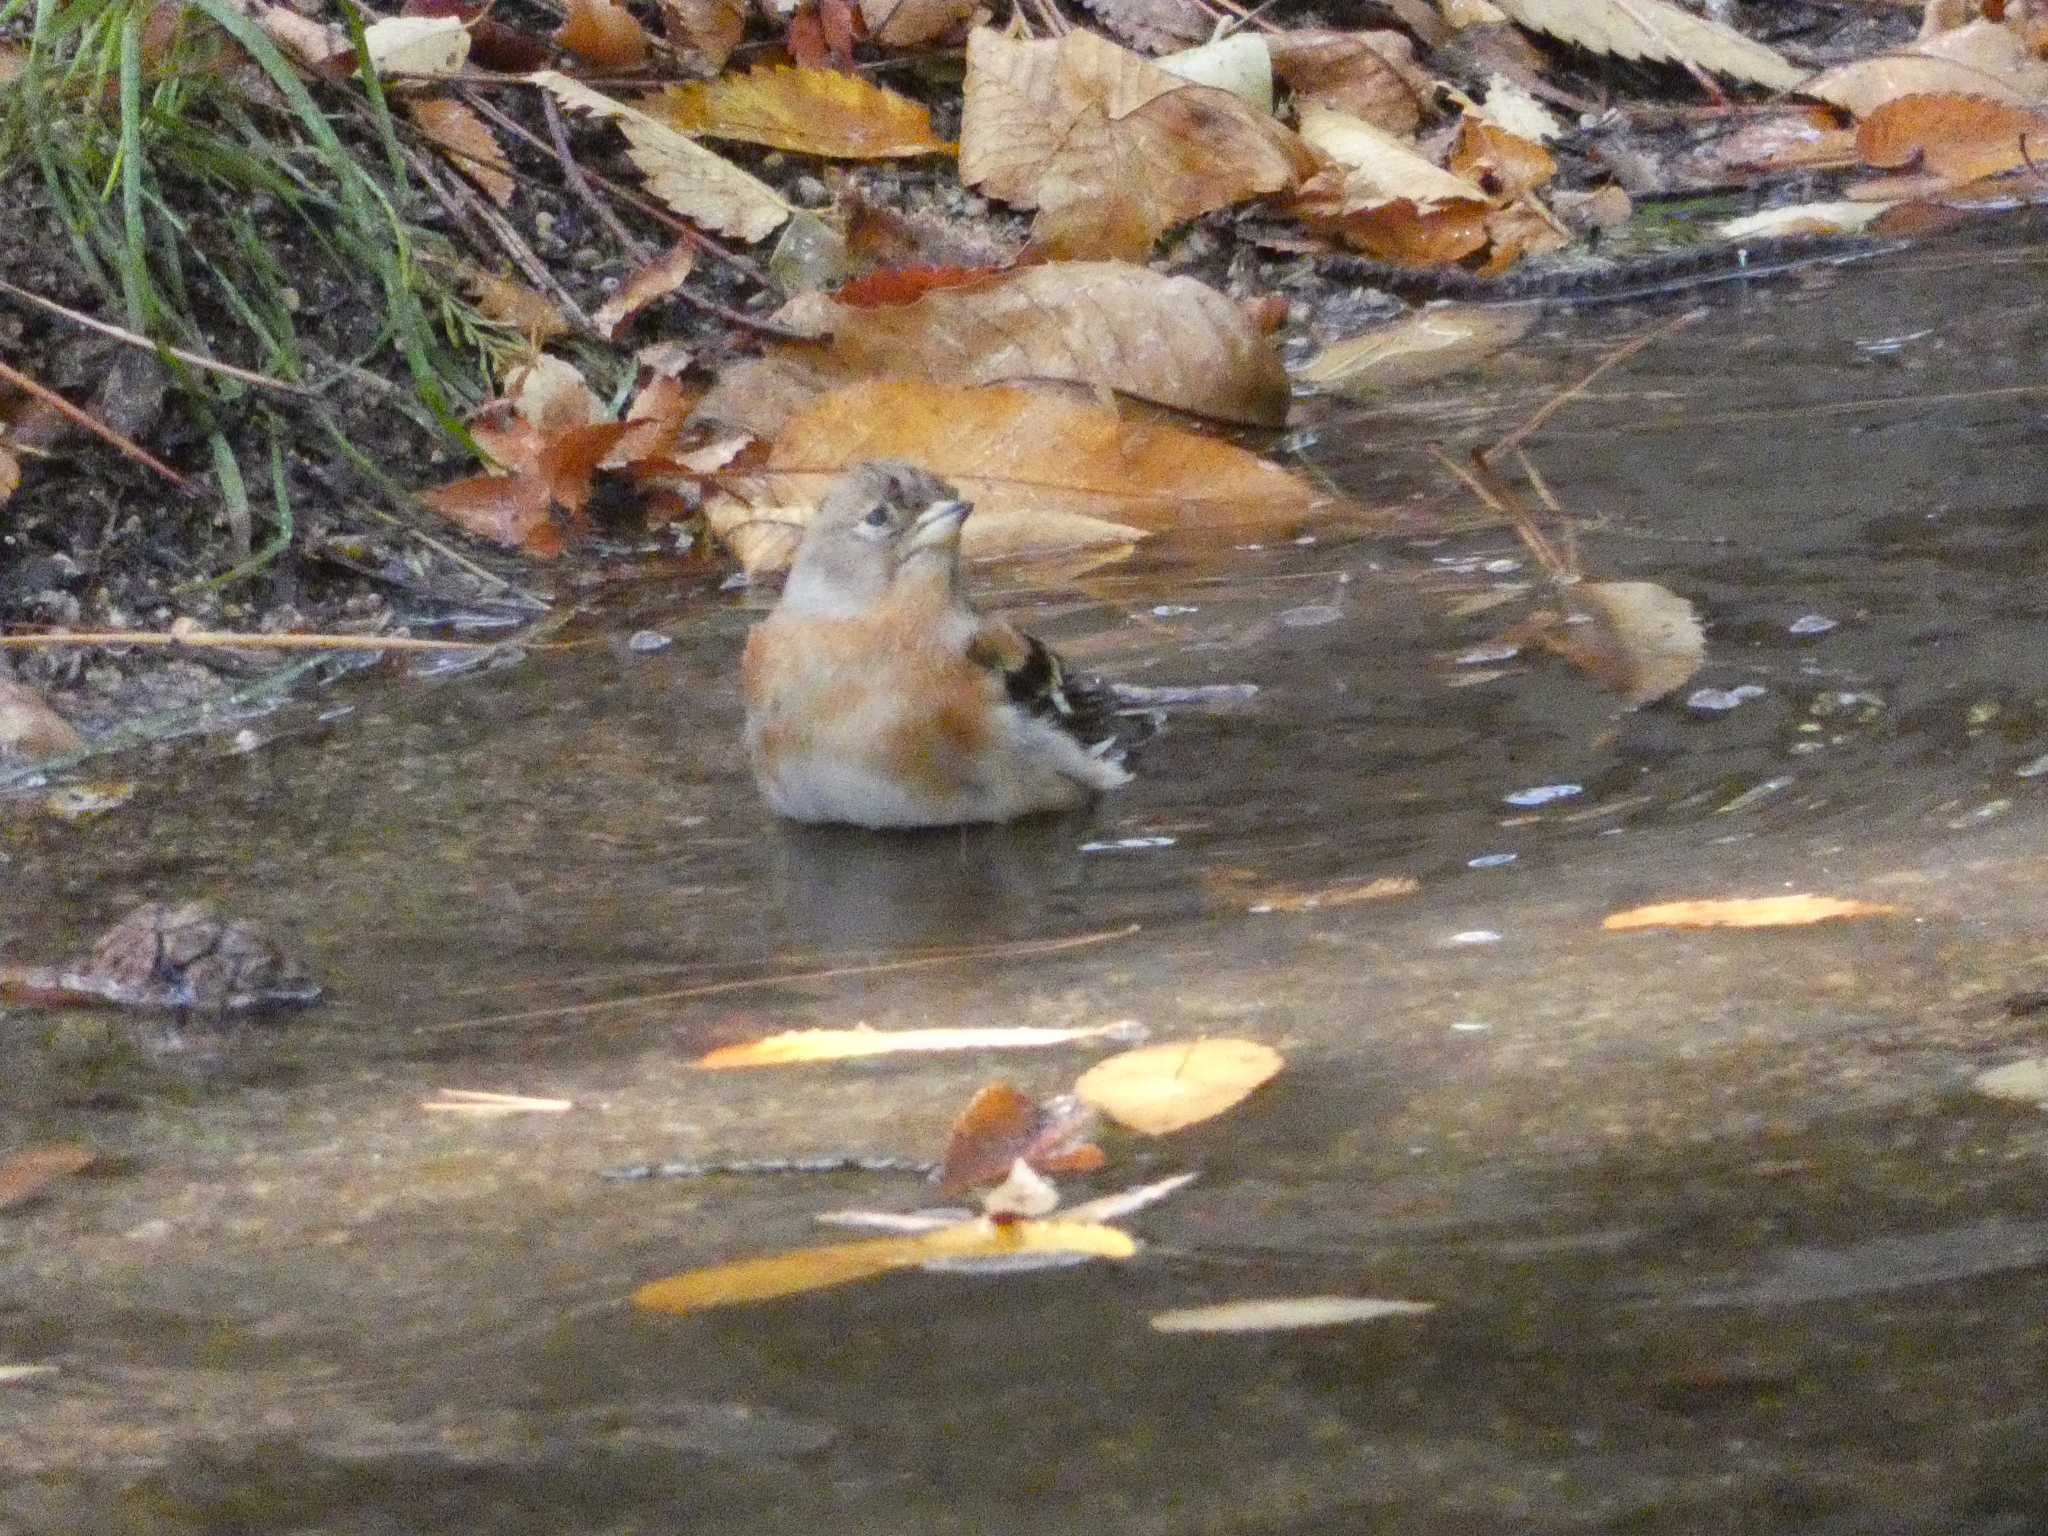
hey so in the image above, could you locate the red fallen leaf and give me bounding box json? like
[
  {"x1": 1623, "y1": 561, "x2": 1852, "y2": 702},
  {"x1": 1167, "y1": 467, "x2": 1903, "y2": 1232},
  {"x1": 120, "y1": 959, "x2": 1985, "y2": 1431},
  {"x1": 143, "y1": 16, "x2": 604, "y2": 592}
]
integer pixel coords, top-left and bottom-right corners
[
  {"x1": 785, "y1": 5, "x2": 830, "y2": 68},
  {"x1": 421, "y1": 471, "x2": 563, "y2": 556},
  {"x1": 939, "y1": 1081, "x2": 1105, "y2": 1195},
  {"x1": 401, "y1": 0, "x2": 550, "y2": 71},
  {"x1": 830, "y1": 263, "x2": 1009, "y2": 308},
  {"x1": 0, "y1": 1144, "x2": 94, "y2": 1211}
]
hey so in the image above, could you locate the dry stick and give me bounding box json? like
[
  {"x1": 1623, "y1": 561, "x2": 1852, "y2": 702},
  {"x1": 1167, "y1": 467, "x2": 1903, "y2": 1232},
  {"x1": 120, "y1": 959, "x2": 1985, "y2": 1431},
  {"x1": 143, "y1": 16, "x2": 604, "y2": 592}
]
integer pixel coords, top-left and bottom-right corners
[
  {"x1": 536, "y1": 89, "x2": 655, "y2": 264},
  {"x1": 1480, "y1": 306, "x2": 1706, "y2": 468},
  {"x1": 0, "y1": 280, "x2": 311, "y2": 397},
  {"x1": 0, "y1": 358, "x2": 193, "y2": 494},
  {"x1": 422, "y1": 923, "x2": 1143, "y2": 1033},
  {"x1": 0, "y1": 629, "x2": 505, "y2": 653}
]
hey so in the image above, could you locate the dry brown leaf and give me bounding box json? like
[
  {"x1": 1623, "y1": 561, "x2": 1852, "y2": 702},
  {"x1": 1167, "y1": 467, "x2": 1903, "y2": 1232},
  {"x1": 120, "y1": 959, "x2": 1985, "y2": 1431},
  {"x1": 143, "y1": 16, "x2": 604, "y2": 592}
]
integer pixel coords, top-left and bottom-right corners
[
  {"x1": 940, "y1": 1082, "x2": 1104, "y2": 1194},
  {"x1": 592, "y1": 241, "x2": 698, "y2": 338},
  {"x1": 466, "y1": 270, "x2": 570, "y2": 342},
  {"x1": 1806, "y1": 21, "x2": 2048, "y2": 114},
  {"x1": 421, "y1": 471, "x2": 561, "y2": 556},
  {"x1": 556, "y1": 0, "x2": 651, "y2": 68},
  {"x1": 1299, "y1": 105, "x2": 1489, "y2": 207},
  {"x1": 0, "y1": 444, "x2": 19, "y2": 506},
  {"x1": 653, "y1": 66, "x2": 949, "y2": 158},
  {"x1": 533, "y1": 71, "x2": 793, "y2": 242},
  {"x1": 632, "y1": 1218, "x2": 1138, "y2": 1314},
  {"x1": 705, "y1": 377, "x2": 1321, "y2": 572},
  {"x1": 408, "y1": 96, "x2": 514, "y2": 206},
  {"x1": 663, "y1": 0, "x2": 745, "y2": 66},
  {"x1": 1151, "y1": 1296, "x2": 1436, "y2": 1332},
  {"x1": 254, "y1": 3, "x2": 350, "y2": 72},
  {"x1": 1449, "y1": 115, "x2": 1557, "y2": 198},
  {"x1": 1076, "y1": 0, "x2": 1211, "y2": 53},
  {"x1": 694, "y1": 1019, "x2": 1144, "y2": 1068},
  {"x1": 790, "y1": 262, "x2": 1290, "y2": 426},
  {"x1": 1513, "y1": 580, "x2": 1704, "y2": 707},
  {"x1": 1298, "y1": 304, "x2": 1535, "y2": 396},
  {"x1": 1244, "y1": 875, "x2": 1420, "y2": 913},
  {"x1": 1271, "y1": 29, "x2": 1433, "y2": 135},
  {"x1": 959, "y1": 26, "x2": 1316, "y2": 260},
  {"x1": 506, "y1": 353, "x2": 602, "y2": 432},
  {"x1": 1156, "y1": 33, "x2": 1274, "y2": 112},
  {"x1": 1604, "y1": 895, "x2": 1900, "y2": 931},
  {"x1": 1856, "y1": 91, "x2": 2048, "y2": 180},
  {"x1": 1494, "y1": 0, "x2": 1803, "y2": 90},
  {"x1": 689, "y1": 353, "x2": 832, "y2": 439},
  {"x1": 0, "y1": 678, "x2": 86, "y2": 765},
  {"x1": 1302, "y1": 195, "x2": 1494, "y2": 267},
  {"x1": 1477, "y1": 197, "x2": 1570, "y2": 273},
  {"x1": 0, "y1": 1144, "x2": 94, "y2": 1211},
  {"x1": 859, "y1": 0, "x2": 973, "y2": 45},
  {"x1": 1075, "y1": 1038, "x2": 1284, "y2": 1135}
]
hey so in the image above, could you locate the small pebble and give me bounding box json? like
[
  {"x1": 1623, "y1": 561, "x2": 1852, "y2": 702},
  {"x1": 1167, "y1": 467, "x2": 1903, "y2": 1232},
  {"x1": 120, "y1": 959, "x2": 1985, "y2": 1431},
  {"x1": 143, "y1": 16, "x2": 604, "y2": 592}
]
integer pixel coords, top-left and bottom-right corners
[
  {"x1": 1467, "y1": 852, "x2": 1518, "y2": 868},
  {"x1": 628, "y1": 630, "x2": 673, "y2": 654},
  {"x1": 1503, "y1": 783, "x2": 1582, "y2": 808},
  {"x1": 1788, "y1": 614, "x2": 1837, "y2": 635},
  {"x1": 1080, "y1": 836, "x2": 1177, "y2": 852}
]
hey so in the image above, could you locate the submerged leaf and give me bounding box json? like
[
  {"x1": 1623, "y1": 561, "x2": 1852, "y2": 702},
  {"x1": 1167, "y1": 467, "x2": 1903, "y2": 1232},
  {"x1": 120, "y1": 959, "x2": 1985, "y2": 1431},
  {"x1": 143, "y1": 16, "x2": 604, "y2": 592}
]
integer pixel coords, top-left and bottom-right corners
[
  {"x1": 1150, "y1": 1296, "x2": 1436, "y2": 1333},
  {"x1": 1528, "y1": 580, "x2": 1705, "y2": 708},
  {"x1": 1603, "y1": 895, "x2": 1900, "y2": 931},
  {"x1": 1297, "y1": 305, "x2": 1534, "y2": 396},
  {"x1": 694, "y1": 1019, "x2": 1145, "y2": 1069},
  {"x1": 1074, "y1": 1038, "x2": 1284, "y2": 1135},
  {"x1": 631, "y1": 1218, "x2": 1138, "y2": 1313}
]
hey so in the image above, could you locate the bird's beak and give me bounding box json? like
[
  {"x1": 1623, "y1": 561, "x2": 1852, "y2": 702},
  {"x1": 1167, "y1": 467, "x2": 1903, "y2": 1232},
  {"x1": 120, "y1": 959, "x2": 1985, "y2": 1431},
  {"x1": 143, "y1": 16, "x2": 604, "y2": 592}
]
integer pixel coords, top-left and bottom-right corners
[{"x1": 906, "y1": 498, "x2": 971, "y2": 552}]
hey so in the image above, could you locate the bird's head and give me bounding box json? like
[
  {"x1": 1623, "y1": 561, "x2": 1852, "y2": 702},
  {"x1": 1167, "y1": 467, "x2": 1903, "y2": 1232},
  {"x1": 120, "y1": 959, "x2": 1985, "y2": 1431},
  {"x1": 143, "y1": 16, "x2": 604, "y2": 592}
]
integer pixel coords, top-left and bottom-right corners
[{"x1": 782, "y1": 460, "x2": 972, "y2": 616}]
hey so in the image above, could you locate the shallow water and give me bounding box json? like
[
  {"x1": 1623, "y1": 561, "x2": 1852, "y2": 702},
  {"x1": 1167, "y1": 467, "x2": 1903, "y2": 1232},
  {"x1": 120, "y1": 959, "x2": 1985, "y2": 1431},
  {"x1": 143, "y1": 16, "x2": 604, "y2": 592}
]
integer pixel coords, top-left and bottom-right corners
[{"x1": 6, "y1": 225, "x2": 2048, "y2": 1534}]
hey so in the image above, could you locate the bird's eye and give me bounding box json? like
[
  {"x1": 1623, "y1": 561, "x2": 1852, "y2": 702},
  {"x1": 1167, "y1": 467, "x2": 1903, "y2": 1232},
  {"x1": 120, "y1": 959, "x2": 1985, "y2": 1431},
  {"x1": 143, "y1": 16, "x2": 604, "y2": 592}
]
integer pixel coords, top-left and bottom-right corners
[{"x1": 863, "y1": 505, "x2": 892, "y2": 529}]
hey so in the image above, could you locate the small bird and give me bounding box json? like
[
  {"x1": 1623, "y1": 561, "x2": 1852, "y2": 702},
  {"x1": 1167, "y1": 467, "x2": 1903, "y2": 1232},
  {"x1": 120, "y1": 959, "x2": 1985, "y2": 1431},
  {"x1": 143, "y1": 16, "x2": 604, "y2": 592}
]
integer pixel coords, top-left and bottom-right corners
[{"x1": 741, "y1": 461, "x2": 1132, "y2": 829}]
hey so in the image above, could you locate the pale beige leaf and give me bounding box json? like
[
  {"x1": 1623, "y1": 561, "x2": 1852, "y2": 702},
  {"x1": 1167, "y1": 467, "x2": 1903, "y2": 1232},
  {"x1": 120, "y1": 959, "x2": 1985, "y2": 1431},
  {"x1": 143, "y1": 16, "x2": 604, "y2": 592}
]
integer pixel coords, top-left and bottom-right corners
[
  {"x1": 981, "y1": 1160, "x2": 1062, "y2": 1218},
  {"x1": 361, "y1": 14, "x2": 470, "y2": 77},
  {"x1": 704, "y1": 377, "x2": 1322, "y2": 573},
  {"x1": 0, "y1": 679, "x2": 86, "y2": 766},
  {"x1": 1493, "y1": 0, "x2": 1803, "y2": 90},
  {"x1": 959, "y1": 26, "x2": 1315, "y2": 260},
  {"x1": 1806, "y1": 21, "x2": 2048, "y2": 113},
  {"x1": 1603, "y1": 895, "x2": 1900, "y2": 931},
  {"x1": 1297, "y1": 304, "x2": 1535, "y2": 397},
  {"x1": 663, "y1": 0, "x2": 745, "y2": 66},
  {"x1": 1074, "y1": 1038, "x2": 1284, "y2": 1135},
  {"x1": 1156, "y1": 33, "x2": 1274, "y2": 112},
  {"x1": 1298, "y1": 105, "x2": 1488, "y2": 206},
  {"x1": 1479, "y1": 72, "x2": 1565, "y2": 140},
  {"x1": 1717, "y1": 200, "x2": 1895, "y2": 238},
  {"x1": 859, "y1": 0, "x2": 974, "y2": 46},
  {"x1": 1062, "y1": 1171, "x2": 1201, "y2": 1223},
  {"x1": 1515, "y1": 580, "x2": 1703, "y2": 707},
  {"x1": 253, "y1": 3, "x2": 347, "y2": 70},
  {"x1": 631, "y1": 1218, "x2": 1138, "y2": 1313},
  {"x1": 1270, "y1": 30, "x2": 1432, "y2": 134},
  {"x1": 1972, "y1": 1058, "x2": 2048, "y2": 1105},
  {"x1": 694, "y1": 1019, "x2": 1146, "y2": 1068},
  {"x1": 794, "y1": 262, "x2": 1290, "y2": 426},
  {"x1": 652, "y1": 66, "x2": 950, "y2": 158},
  {"x1": 592, "y1": 242, "x2": 697, "y2": 339},
  {"x1": 408, "y1": 97, "x2": 514, "y2": 207},
  {"x1": 1151, "y1": 1296, "x2": 1437, "y2": 1333},
  {"x1": 531, "y1": 70, "x2": 792, "y2": 242},
  {"x1": 504, "y1": 354, "x2": 601, "y2": 432}
]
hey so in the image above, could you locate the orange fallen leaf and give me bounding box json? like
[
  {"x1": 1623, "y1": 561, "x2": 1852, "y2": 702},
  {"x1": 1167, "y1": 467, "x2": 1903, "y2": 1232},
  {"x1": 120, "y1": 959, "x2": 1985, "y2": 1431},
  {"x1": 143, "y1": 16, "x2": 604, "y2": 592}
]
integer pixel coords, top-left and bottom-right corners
[
  {"x1": 1603, "y1": 895, "x2": 1901, "y2": 932},
  {"x1": 693, "y1": 1019, "x2": 1145, "y2": 1069},
  {"x1": 960, "y1": 25, "x2": 1315, "y2": 260},
  {"x1": 939, "y1": 1082, "x2": 1104, "y2": 1194},
  {"x1": 407, "y1": 95, "x2": 514, "y2": 206},
  {"x1": 858, "y1": 0, "x2": 971, "y2": 46},
  {"x1": 556, "y1": 0, "x2": 649, "y2": 68},
  {"x1": 1074, "y1": 1038, "x2": 1284, "y2": 1135},
  {"x1": 420, "y1": 470, "x2": 561, "y2": 556},
  {"x1": 661, "y1": 0, "x2": 744, "y2": 68},
  {"x1": 631, "y1": 1217, "x2": 1138, "y2": 1313},
  {"x1": 464, "y1": 270, "x2": 569, "y2": 342},
  {"x1": 1856, "y1": 92, "x2": 2048, "y2": 183},
  {"x1": 652, "y1": 65, "x2": 950, "y2": 158},
  {"x1": 592, "y1": 241, "x2": 698, "y2": 339},
  {"x1": 1448, "y1": 115, "x2": 1556, "y2": 199},
  {"x1": 705, "y1": 376, "x2": 1324, "y2": 573},
  {"x1": 0, "y1": 1144, "x2": 94, "y2": 1212}
]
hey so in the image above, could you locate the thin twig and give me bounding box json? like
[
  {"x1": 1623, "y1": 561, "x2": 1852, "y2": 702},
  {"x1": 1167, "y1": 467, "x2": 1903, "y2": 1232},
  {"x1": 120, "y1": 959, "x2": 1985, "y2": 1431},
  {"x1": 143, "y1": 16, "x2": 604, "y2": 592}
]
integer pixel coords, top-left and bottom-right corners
[
  {"x1": 0, "y1": 280, "x2": 312, "y2": 397},
  {"x1": 422, "y1": 923, "x2": 1144, "y2": 1033},
  {"x1": 0, "y1": 358, "x2": 193, "y2": 494},
  {"x1": 535, "y1": 89, "x2": 654, "y2": 263},
  {"x1": 1480, "y1": 307, "x2": 1705, "y2": 467},
  {"x1": 0, "y1": 629, "x2": 509, "y2": 653}
]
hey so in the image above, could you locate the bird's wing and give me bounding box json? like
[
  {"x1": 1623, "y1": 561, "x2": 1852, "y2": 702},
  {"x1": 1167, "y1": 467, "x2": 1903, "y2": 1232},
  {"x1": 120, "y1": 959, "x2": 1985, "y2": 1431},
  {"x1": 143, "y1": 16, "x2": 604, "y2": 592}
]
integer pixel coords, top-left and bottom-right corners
[{"x1": 966, "y1": 619, "x2": 1121, "y2": 748}]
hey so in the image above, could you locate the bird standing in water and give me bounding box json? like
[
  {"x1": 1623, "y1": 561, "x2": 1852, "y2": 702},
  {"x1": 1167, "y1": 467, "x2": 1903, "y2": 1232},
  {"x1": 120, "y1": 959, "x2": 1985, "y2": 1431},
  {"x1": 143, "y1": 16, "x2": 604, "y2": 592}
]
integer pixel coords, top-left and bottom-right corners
[{"x1": 741, "y1": 461, "x2": 1131, "y2": 829}]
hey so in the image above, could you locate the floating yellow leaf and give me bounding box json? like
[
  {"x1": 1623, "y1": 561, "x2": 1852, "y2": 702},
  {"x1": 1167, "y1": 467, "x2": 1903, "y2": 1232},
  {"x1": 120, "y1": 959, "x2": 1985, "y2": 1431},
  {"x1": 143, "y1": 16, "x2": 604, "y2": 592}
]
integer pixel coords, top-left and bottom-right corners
[
  {"x1": 1150, "y1": 1296, "x2": 1436, "y2": 1333},
  {"x1": 632, "y1": 1217, "x2": 1138, "y2": 1313},
  {"x1": 653, "y1": 65, "x2": 951, "y2": 159},
  {"x1": 1603, "y1": 895, "x2": 1900, "y2": 931},
  {"x1": 1074, "y1": 1038, "x2": 1284, "y2": 1135},
  {"x1": 694, "y1": 1019, "x2": 1145, "y2": 1069}
]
